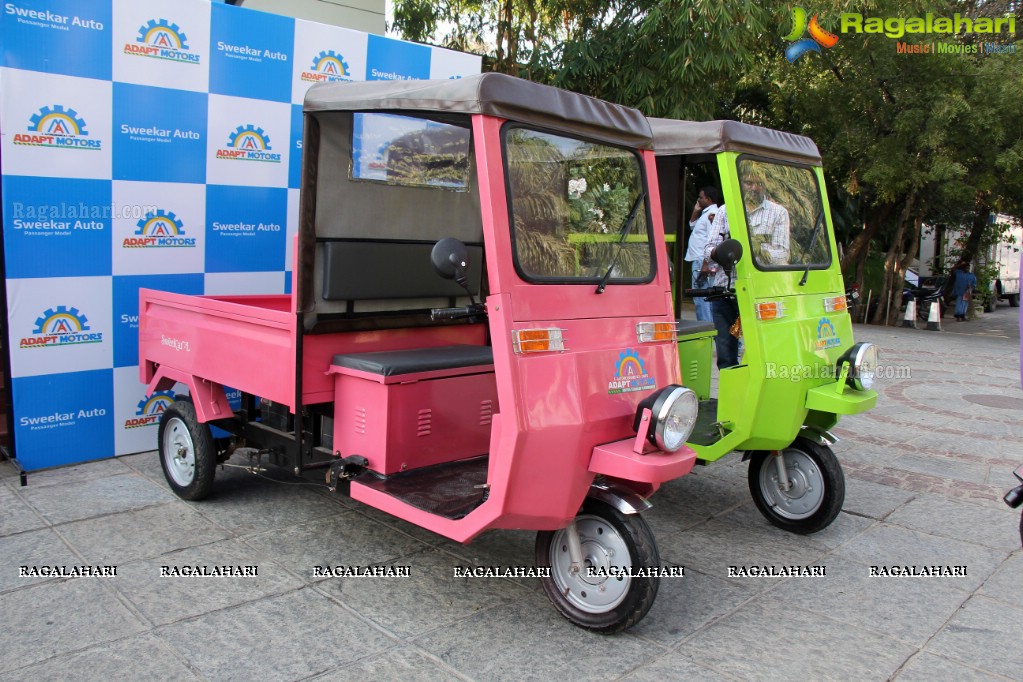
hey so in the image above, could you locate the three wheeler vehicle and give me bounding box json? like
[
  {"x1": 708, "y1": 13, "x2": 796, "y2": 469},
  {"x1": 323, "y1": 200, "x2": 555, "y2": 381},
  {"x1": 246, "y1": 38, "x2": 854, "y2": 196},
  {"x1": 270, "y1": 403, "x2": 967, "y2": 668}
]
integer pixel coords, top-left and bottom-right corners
[
  {"x1": 139, "y1": 73, "x2": 703, "y2": 633},
  {"x1": 650, "y1": 118, "x2": 879, "y2": 533}
]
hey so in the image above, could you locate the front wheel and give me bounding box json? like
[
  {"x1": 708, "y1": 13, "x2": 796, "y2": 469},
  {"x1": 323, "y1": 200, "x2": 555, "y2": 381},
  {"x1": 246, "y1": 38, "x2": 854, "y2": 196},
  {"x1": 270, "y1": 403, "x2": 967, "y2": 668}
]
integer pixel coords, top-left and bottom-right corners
[
  {"x1": 158, "y1": 399, "x2": 217, "y2": 501},
  {"x1": 748, "y1": 438, "x2": 845, "y2": 534},
  {"x1": 536, "y1": 499, "x2": 659, "y2": 634}
]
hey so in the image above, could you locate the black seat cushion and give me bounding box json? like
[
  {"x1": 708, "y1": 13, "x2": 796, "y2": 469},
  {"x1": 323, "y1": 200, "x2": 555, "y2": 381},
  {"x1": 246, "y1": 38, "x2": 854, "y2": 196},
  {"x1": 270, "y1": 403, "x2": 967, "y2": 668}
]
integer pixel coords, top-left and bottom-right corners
[{"x1": 333, "y1": 345, "x2": 494, "y2": 377}]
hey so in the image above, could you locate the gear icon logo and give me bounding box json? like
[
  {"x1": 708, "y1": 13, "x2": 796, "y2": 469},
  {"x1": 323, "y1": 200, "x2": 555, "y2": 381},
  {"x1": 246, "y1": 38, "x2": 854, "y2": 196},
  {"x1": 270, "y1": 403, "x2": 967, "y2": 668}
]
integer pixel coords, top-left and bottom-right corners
[
  {"x1": 29, "y1": 105, "x2": 87, "y2": 137},
  {"x1": 136, "y1": 391, "x2": 175, "y2": 417},
  {"x1": 33, "y1": 306, "x2": 90, "y2": 335},
  {"x1": 135, "y1": 209, "x2": 185, "y2": 237},
  {"x1": 137, "y1": 19, "x2": 189, "y2": 50},
  {"x1": 228, "y1": 124, "x2": 272, "y2": 151},
  {"x1": 311, "y1": 50, "x2": 350, "y2": 77}
]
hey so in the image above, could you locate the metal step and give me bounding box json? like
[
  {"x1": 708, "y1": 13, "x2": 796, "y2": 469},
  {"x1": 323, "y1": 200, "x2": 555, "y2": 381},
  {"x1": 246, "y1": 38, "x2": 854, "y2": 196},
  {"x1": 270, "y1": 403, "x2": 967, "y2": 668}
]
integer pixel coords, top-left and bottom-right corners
[{"x1": 356, "y1": 456, "x2": 488, "y2": 520}]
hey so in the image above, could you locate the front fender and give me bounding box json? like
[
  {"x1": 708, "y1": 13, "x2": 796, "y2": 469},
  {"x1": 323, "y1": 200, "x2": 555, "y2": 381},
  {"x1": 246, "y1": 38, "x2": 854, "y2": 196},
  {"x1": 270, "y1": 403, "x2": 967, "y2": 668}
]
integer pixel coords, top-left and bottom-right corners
[{"x1": 588, "y1": 479, "x2": 652, "y2": 515}]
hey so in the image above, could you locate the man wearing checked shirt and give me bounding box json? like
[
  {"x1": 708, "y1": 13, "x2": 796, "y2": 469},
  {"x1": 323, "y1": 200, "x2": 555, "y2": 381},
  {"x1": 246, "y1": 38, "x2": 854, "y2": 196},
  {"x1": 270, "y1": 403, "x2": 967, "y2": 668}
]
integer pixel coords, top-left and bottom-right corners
[{"x1": 742, "y1": 172, "x2": 790, "y2": 266}]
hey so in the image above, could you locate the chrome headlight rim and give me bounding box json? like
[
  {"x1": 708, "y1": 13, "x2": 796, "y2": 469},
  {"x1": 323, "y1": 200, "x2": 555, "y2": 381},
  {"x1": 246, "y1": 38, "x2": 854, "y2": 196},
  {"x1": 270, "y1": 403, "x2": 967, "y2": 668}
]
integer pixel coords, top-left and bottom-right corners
[
  {"x1": 635, "y1": 384, "x2": 698, "y2": 452},
  {"x1": 841, "y1": 342, "x2": 878, "y2": 391}
]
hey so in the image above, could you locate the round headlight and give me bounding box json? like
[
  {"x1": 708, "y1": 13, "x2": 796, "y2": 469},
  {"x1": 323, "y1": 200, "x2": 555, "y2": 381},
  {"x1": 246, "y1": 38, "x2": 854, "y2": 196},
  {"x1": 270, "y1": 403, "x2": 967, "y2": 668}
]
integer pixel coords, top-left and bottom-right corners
[
  {"x1": 846, "y1": 342, "x2": 879, "y2": 391},
  {"x1": 634, "y1": 385, "x2": 699, "y2": 452}
]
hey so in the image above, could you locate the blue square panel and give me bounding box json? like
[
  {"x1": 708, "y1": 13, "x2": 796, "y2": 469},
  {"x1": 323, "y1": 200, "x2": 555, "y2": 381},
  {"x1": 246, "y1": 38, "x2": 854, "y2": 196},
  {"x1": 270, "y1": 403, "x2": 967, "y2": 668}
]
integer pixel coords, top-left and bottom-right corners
[
  {"x1": 12, "y1": 369, "x2": 115, "y2": 470},
  {"x1": 205, "y1": 185, "x2": 288, "y2": 272},
  {"x1": 112, "y1": 273, "x2": 204, "y2": 368},
  {"x1": 209, "y1": 3, "x2": 293, "y2": 102},
  {"x1": 2, "y1": 176, "x2": 112, "y2": 279},
  {"x1": 367, "y1": 34, "x2": 430, "y2": 81},
  {"x1": 289, "y1": 104, "x2": 304, "y2": 189},
  {"x1": 113, "y1": 84, "x2": 208, "y2": 183},
  {"x1": 1, "y1": 0, "x2": 111, "y2": 80}
]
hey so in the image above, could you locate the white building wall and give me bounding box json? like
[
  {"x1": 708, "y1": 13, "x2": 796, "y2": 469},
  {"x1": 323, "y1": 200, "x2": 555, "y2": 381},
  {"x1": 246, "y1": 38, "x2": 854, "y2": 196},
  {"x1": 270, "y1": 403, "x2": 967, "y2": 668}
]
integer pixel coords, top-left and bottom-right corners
[{"x1": 239, "y1": 0, "x2": 385, "y2": 35}]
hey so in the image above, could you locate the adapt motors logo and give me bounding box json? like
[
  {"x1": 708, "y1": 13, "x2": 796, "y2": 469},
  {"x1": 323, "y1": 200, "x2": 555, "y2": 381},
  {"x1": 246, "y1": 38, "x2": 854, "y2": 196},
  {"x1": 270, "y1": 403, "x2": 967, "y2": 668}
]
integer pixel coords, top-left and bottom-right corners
[
  {"x1": 815, "y1": 317, "x2": 842, "y2": 350},
  {"x1": 125, "y1": 19, "x2": 200, "y2": 65},
  {"x1": 125, "y1": 390, "x2": 174, "y2": 429},
  {"x1": 20, "y1": 306, "x2": 103, "y2": 349},
  {"x1": 302, "y1": 50, "x2": 352, "y2": 83},
  {"x1": 14, "y1": 105, "x2": 102, "y2": 150},
  {"x1": 123, "y1": 209, "x2": 196, "y2": 249},
  {"x1": 783, "y1": 7, "x2": 840, "y2": 62},
  {"x1": 608, "y1": 349, "x2": 656, "y2": 395},
  {"x1": 216, "y1": 125, "x2": 281, "y2": 163}
]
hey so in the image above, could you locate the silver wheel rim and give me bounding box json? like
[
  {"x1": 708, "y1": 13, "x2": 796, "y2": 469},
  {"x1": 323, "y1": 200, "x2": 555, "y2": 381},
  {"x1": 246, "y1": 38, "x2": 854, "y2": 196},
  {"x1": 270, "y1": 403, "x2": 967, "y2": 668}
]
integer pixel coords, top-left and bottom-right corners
[
  {"x1": 549, "y1": 514, "x2": 632, "y2": 614},
  {"x1": 162, "y1": 417, "x2": 196, "y2": 487},
  {"x1": 759, "y1": 449, "x2": 824, "y2": 520}
]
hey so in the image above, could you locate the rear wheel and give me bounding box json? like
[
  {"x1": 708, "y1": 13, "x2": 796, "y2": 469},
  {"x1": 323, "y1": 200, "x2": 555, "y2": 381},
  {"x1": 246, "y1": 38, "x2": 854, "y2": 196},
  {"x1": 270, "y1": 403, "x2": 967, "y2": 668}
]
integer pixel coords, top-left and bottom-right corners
[
  {"x1": 1010, "y1": 293, "x2": 1020, "y2": 308},
  {"x1": 536, "y1": 499, "x2": 659, "y2": 634},
  {"x1": 158, "y1": 399, "x2": 217, "y2": 501},
  {"x1": 748, "y1": 438, "x2": 844, "y2": 534}
]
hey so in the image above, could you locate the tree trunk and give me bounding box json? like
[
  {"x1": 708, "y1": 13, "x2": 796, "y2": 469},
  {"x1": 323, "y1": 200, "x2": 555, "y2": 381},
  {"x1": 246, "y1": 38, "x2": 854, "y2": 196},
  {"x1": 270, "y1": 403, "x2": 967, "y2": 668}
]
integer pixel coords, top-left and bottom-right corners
[
  {"x1": 840, "y1": 202, "x2": 892, "y2": 274},
  {"x1": 956, "y1": 191, "x2": 993, "y2": 268},
  {"x1": 871, "y1": 193, "x2": 916, "y2": 325}
]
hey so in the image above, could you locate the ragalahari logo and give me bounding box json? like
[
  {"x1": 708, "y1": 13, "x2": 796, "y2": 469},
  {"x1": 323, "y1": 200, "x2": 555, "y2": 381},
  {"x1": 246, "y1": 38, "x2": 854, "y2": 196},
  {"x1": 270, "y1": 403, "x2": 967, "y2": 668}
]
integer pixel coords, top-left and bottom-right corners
[
  {"x1": 216, "y1": 125, "x2": 282, "y2": 163},
  {"x1": 608, "y1": 349, "x2": 656, "y2": 395},
  {"x1": 124, "y1": 209, "x2": 197, "y2": 249},
  {"x1": 125, "y1": 390, "x2": 175, "y2": 429},
  {"x1": 301, "y1": 50, "x2": 351, "y2": 83},
  {"x1": 125, "y1": 19, "x2": 200, "y2": 64},
  {"x1": 784, "y1": 7, "x2": 840, "y2": 62},
  {"x1": 14, "y1": 105, "x2": 102, "y2": 150},
  {"x1": 20, "y1": 306, "x2": 103, "y2": 349}
]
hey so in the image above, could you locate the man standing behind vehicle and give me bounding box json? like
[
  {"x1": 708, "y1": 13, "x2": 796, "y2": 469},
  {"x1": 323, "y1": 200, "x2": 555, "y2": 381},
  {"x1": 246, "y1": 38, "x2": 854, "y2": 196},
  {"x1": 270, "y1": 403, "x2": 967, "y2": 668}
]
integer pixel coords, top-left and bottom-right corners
[
  {"x1": 951, "y1": 260, "x2": 977, "y2": 321},
  {"x1": 686, "y1": 186, "x2": 721, "y2": 321},
  {"x1": 741, "y1": 168, "x2": 790, "y2": 265},
  {"x1": 703, "y1": 205, "x2": 740, "y2": 368}
]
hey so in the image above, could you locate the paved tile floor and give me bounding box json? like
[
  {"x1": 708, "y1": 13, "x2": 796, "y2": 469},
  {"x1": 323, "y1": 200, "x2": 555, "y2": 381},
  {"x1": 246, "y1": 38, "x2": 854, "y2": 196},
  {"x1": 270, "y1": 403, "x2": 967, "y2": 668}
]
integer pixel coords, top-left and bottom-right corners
[{"x1": 1, "y1": 306, "x2": 1020, "y2": 681}]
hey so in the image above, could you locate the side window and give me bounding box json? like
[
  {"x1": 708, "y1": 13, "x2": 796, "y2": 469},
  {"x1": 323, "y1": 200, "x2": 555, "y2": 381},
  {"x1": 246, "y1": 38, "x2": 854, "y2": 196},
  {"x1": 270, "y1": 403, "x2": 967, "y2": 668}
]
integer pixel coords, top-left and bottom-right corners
[{"x1": 351, "y1": 113, "x2": 471, "y2": 190}]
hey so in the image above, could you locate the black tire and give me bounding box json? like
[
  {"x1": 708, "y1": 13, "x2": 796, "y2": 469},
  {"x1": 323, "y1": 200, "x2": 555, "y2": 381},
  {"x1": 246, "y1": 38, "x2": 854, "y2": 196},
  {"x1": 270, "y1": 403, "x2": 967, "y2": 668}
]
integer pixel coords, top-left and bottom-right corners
[
  {"x1": 1009, "y1": 294, "x2": 1020, "y2": 308},
  {"x1": 158, "y1": 399, "x2": 217, "y2": 501},
  {"x1": 985, "y1": 294, "x2": 997, "y2": 313},
  {"x1": 536, "y1": 498, "x2": 659, "y2": 634},
  {"x1": 747, "y1": 437, "x2": 845, "y2": 534}
]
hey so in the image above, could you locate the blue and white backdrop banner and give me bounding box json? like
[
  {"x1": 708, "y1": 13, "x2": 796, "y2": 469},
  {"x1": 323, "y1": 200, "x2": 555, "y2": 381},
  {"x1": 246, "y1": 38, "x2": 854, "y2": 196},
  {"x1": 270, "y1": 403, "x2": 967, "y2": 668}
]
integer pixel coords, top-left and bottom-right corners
[{"x1": 1, "y1": 0, "x2": 482, "y2": 470}]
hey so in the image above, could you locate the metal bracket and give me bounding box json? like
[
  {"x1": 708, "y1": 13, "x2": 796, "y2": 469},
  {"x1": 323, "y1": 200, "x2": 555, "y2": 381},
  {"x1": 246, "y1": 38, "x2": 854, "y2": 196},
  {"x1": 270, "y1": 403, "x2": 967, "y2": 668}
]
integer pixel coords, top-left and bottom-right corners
[{"x1": 326, "y1": 455, "x2": 369, "y2": 492}]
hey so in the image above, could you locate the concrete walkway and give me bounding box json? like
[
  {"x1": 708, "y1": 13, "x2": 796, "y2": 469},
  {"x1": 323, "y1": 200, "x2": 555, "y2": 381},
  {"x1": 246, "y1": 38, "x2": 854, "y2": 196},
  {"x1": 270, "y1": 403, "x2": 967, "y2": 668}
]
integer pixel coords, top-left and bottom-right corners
[{"x1": 1, "y1": 306, "x2": 1020, "y2": 681}]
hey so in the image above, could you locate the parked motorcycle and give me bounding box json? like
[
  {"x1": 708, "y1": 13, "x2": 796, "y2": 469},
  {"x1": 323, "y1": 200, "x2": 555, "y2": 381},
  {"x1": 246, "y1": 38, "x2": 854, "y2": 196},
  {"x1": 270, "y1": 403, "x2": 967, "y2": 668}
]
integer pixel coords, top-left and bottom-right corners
[{"x1": 1004, "y1": 463, "x2": 1023, "y2": 547}]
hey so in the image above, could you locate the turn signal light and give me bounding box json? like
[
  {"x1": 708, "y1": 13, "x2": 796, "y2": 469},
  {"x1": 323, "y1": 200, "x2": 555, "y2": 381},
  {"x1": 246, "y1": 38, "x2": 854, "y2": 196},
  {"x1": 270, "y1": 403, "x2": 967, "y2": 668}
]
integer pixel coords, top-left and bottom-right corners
[
  {"x1": 823, "y1": 296, "x2": 847, "y2": 312},
  {"x1": 754, "y1": 301, "x2": 785, "y2": 320},
  {"x1": 512, "y1": 328, "x2": 566, "y2": 354},
  {"x1": 636, "y1": 322, "x2": 679, "y2": 343}
]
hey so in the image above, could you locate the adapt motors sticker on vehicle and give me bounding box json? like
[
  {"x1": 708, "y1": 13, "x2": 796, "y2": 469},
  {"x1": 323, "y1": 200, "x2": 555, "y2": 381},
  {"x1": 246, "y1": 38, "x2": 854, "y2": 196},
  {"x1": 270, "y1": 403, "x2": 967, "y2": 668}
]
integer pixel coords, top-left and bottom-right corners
[{"x1": 607, "y1": 349, "x2": 656, "y2": 395}]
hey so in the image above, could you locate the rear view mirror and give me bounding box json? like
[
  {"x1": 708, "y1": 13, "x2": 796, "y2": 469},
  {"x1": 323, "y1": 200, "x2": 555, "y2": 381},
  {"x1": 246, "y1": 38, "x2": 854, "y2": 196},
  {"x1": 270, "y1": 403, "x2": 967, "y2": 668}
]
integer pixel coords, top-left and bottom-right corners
[
  {"x1": 431, "y1": 237, "x2": 470, "y2": 290},
  {"x1": 712, "y1": 239, "x2": 743, "y2": 271}
]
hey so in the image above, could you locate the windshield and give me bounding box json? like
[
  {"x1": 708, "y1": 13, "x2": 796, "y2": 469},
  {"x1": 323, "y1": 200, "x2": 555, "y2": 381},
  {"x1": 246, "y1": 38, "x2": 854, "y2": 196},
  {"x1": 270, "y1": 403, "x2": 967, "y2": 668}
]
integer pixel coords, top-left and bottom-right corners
[
  {"x1": 737, "y1": 158, "x2": 830, "y2": 270},
  {"x1": 504, "y1": 127, "x2": 653, "y2": 282}
]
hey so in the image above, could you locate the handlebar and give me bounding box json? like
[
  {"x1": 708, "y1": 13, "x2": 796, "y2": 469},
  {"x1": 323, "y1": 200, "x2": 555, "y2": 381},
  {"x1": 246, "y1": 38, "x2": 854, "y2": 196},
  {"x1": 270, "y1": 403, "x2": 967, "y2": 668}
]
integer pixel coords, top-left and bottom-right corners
[
  {"x1": 430, "y1": 303, "x2": 486, "y2": 321},
  {"x1": 685, "y1": 286, "x2": 734, "y2": 300}
]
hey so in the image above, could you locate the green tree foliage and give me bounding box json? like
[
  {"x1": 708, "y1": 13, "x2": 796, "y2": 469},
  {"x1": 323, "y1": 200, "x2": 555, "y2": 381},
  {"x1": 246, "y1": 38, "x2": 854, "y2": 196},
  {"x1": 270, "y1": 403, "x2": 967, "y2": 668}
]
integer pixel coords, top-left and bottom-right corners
[{"x1": 391, "y1": 0, "x2": 1023, "y2": 323}]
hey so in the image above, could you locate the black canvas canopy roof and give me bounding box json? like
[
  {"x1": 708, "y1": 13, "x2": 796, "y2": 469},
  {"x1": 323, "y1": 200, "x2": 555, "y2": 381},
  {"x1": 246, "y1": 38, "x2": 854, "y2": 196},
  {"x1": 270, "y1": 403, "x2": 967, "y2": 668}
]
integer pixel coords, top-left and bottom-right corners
[
  {"x1": 304, "y1": 72, "x2": 653, "y2": 150},
  {"x1": 649, "y1": 117, "x2": 821, "y2": 164}
]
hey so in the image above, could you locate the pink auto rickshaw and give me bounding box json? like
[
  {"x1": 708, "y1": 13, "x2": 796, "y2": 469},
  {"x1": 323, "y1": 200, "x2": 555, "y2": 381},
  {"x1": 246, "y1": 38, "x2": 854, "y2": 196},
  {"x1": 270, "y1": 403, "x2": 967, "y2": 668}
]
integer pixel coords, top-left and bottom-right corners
[{"x1": 139, "y1": 73, "x2": 702, "y2": 632}]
